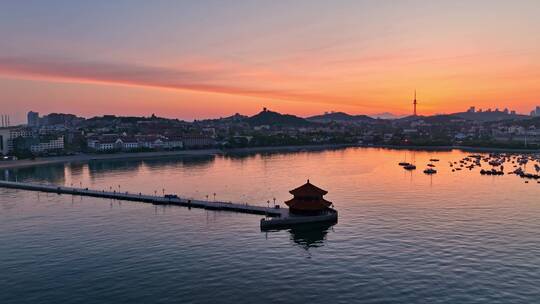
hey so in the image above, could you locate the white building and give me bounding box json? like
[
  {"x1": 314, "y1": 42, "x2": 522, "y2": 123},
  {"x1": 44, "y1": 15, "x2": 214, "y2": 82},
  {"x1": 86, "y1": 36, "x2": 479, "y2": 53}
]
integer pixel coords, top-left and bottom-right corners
[
  {"x1": 164, "y1": 137, "x2": 184, "y2": 149},
  {"x1": 30, "y1": 137, "x2": 64, "y2": 153},
  {"x1": 88, "y1": 138, "x2": 140, "y2": 151},
  {"x1": 0, "y1": 127, "x2": 34, "y2": 155}
]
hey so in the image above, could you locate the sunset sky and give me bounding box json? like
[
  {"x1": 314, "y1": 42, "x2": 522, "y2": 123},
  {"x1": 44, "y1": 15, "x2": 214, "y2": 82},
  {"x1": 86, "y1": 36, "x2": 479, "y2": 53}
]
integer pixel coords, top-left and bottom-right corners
[{"x1": 1, "y1": 0, "x2": 539, "y2": 123}]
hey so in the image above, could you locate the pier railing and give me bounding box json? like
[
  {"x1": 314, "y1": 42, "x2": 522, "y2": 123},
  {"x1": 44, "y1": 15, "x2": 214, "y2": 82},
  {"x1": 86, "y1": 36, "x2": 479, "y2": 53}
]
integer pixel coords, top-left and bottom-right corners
[{"x1": 0, "y1": 180, "x2": 283, "y2": 217}]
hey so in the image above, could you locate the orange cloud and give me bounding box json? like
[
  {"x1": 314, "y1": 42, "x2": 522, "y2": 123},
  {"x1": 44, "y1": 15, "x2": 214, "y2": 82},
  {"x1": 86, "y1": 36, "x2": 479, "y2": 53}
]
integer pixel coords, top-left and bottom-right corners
[{"x1": 0, "y1": 56, "x2": 344, "y2": 105}]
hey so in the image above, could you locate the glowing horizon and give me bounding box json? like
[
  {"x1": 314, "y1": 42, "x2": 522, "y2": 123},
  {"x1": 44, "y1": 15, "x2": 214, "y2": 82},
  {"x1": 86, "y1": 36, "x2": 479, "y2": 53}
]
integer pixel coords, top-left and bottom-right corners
[{"x1": 1, "y1": 0, "x2": 539, "y2": 123}]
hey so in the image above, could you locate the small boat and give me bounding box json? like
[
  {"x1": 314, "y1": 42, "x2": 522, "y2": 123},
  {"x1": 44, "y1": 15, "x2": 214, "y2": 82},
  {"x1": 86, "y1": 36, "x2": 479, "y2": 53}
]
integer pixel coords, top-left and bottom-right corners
[
  {"x1": 429, "y1": 158, "x2": 440, "y2": 162},
  {"x1": 399, "y1": 162, "x2": 411, "y2": 166},
  {"x1": 423, "y1": 168, "x2": 437, "y2": 174},
  {"x1": 427, "y1": 164, "x2": 436, "y2": 167},
  {"x1": 404, "y1": 164, "x2": 416, "y2": 170}
]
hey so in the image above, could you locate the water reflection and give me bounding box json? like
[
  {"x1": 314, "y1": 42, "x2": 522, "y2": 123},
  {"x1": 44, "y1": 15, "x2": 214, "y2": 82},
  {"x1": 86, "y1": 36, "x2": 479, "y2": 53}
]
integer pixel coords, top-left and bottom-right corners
[
  {"x1": 2, "y1": 147, "x2": 540, "y2": 303},
  {"x1": 2, "y1": 155, "x2": 217, "y2": 184},
  {"x1": 87, "y1": 155, "x2": 215, "y2": 177},
  {"x1": 3, "y1": 164, "x2": 66, "y2": 184},
  {"x1": 222, "y1": 146, "x2": 349, "y2": 162},
  {"x1": 265, "y1": 222, "x2": 335, "y2": 250},
  {"x1": 288, "y1": 222, "x2": 335, "y2": 249}
]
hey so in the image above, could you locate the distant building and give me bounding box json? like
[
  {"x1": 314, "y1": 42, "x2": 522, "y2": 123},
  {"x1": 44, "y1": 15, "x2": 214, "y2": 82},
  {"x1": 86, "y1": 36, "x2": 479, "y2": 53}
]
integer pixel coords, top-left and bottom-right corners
[
  {"x1": 182, "y1": 136, "x2": 215, "y2": 148},
  {"x1": 532, "y1": 106, "x2": 540, "y2": 117},
  {"x1": 0, "y1": 127, "x2": 34, "y2": 155},
  {"x1": 30, "y1": 136, "x2": 64, "y2": 153},
  {"x1": 403, "y1": 128, "x2": 419, "y2": 134},
  {"x1": 87, "y1": 135, "x2": 184, "y2": 151},
  {"x1": 164, "y1": 137, "x2": 184, "y2": 149},
  {"x1": 454, "y1": 133, "x2": 468, "y2": 140},
  {"x1": 87, "y1": 138, "x2": 122, "y2": 151},
  {"x1": 27, "y1": 111, "x2": 40, "y2": 127},
  {"x1": 467, "y1": 106, "x2": 476, "y2": 113}
]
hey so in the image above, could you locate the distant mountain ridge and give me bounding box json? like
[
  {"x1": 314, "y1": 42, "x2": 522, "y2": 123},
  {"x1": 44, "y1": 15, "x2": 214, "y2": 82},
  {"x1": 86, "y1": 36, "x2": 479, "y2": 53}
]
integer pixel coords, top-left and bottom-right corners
[
  {"x1": 247, "y1": 109, "x2": 314, "y2": 127},
  {"x1": 307, "y1": 112, "x2": 375, "y2": 123}
]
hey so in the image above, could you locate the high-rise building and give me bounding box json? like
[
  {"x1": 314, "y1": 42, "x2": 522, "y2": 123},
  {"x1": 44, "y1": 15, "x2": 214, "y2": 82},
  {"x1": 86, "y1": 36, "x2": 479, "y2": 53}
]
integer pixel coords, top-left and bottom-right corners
[
  {"x1": 27, "y1": 111, "x2": 40, "y2": 127},
  {"x1": 531, "y1": 106, "x2": 540, "y2": 117}
]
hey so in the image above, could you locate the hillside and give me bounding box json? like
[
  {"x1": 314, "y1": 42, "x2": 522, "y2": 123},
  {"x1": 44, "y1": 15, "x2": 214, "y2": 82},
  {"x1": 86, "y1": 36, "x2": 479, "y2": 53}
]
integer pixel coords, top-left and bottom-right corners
[
  {"x1": 247, "y1": 109, "x2": 314, "y2": 127},
  {"x1": 307, "y1": 112, "x2": 375, "y2": 123}
]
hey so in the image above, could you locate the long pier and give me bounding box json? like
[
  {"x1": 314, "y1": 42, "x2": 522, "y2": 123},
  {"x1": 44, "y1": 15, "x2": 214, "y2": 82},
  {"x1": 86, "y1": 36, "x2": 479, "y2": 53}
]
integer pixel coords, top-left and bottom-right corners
[
  {"x1": 0, "y1": 180, "x2": 338, "y2": 229},
  {"x1": 0, "y1": 180, "x2": 284, "y2": 217}
]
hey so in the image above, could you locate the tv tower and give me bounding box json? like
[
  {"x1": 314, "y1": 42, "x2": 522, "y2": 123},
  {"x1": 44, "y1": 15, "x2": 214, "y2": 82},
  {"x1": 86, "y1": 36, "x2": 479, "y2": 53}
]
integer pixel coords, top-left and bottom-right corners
[{"x1": 413, "y1": 90, "x2": 418, "y2": 116}]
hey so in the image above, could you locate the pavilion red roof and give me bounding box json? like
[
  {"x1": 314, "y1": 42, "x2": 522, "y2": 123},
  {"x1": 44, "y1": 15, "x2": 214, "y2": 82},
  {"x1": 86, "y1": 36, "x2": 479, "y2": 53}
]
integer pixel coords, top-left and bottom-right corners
[
  {"x1": 289, "y1": 180, "x2": 328, "y2": 197},
  {"x1": 284, "y1": 197, "x2": 332, "y2": 211}
]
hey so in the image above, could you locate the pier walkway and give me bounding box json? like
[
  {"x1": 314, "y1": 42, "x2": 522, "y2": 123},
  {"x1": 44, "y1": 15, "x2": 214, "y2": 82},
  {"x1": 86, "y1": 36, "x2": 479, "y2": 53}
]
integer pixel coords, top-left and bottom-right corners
[{"x1": 0, "y1": 180, "x2": 284, "y2": 217}]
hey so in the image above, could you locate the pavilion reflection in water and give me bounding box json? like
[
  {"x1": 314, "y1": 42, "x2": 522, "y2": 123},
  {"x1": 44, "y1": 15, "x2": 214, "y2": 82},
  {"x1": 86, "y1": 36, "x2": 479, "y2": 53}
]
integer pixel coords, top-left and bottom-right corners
[
  {"x1": 287, "y1": 222, "x2": 335, "y2": 249},
  {"x1": 264, "y1": 221, "x2": 335, "y2": 249}
]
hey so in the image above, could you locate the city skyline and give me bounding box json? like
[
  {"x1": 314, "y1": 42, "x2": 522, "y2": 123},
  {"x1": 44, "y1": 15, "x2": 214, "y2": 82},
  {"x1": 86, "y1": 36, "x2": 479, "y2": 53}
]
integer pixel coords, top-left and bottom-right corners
[
  {"x1": 1, "y1": 1, "x2": 540, "y2": 124},
  {"x1": 2, "y1": 101, "x2": 539, "y2": 127}
]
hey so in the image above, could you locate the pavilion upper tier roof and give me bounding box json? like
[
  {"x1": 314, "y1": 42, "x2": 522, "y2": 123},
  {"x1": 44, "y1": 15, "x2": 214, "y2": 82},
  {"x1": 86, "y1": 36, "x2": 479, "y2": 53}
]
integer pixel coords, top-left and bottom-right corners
[{"x1": 289, "y1": 180, "x2": 328, "y2": 197}]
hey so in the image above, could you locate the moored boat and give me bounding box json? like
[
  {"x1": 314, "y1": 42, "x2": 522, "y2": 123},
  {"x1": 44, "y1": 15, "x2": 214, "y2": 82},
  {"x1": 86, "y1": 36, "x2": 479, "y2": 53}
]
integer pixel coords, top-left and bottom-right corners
[
  {"x1": 423, "y1": 168, "x2": 437, "y2": 174},
  {"x1": 404, "y1": 164, "x2": 416, "y2": 170}
]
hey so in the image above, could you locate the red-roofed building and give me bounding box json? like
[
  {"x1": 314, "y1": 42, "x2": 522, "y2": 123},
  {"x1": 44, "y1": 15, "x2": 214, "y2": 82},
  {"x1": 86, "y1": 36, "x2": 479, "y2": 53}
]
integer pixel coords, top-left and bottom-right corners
[{"x1": 285, "y1": 180, "x2": 333, "y2": 215}]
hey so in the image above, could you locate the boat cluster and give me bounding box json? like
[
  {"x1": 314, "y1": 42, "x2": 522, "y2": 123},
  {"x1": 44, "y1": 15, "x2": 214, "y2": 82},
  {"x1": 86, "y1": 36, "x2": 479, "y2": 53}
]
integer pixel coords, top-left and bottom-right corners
[
  {"x1": 509, "y1": 167, "x2": 540, "y2": 180},
  {"x1": 451, "y1": 153, "x2": 540, "y2": 182},
  {"x1": 480, "y1": 169, "x2": 504, "y2": 176},
  {"x1": 399, "y1": 158, "x2": 439, "y2": 174}
]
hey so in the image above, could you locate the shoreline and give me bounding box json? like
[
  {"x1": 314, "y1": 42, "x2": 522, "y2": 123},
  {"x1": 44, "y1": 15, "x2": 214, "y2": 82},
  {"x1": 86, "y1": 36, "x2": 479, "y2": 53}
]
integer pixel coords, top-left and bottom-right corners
[
  {"x1": 366, "y1": 144, "x2": 540, "y2": 153},
  {"x1": 0, "y1": 144, "x2": 355, "y2": 170},
  {"x1": 1, "y1": 143, "x2": 538, "y2": 170},
  {"x1": 0, "y1": 149, "x2": 220, "y2": 170}
]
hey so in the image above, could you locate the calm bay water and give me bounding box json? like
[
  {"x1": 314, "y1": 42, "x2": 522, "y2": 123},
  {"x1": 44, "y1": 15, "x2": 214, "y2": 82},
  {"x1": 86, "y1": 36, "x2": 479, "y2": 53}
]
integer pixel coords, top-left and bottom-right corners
[{"x1": 1, "y1": 147, "x2": 540, "y2": 303}]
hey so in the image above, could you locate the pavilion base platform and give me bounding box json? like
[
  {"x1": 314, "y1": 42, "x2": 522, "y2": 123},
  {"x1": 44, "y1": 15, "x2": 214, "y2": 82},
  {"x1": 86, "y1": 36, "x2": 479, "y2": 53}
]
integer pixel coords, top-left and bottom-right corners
[{"x1": 260, "y1": 208, "x2": 338, "y2": 230}]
